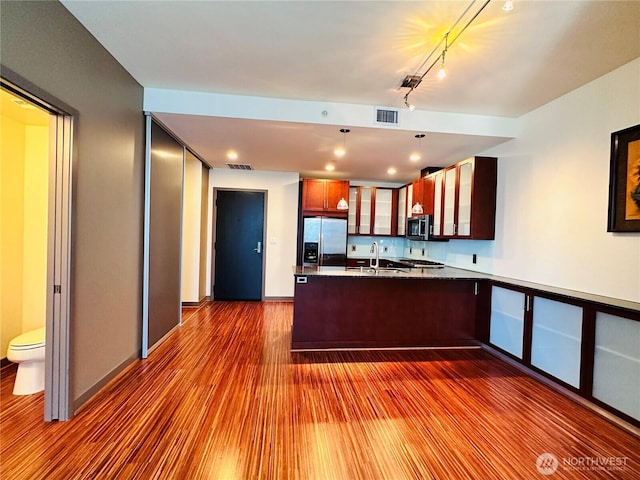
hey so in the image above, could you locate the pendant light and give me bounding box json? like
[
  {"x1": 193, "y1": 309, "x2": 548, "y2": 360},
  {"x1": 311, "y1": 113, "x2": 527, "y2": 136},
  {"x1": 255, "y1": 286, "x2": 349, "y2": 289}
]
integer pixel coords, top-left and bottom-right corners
[
  {"x1": 409, "y1": 133, "x2": 425, "y2": 162},
  {"x1": 334, "y1": 128, "x2": 350, "y2": 157}
]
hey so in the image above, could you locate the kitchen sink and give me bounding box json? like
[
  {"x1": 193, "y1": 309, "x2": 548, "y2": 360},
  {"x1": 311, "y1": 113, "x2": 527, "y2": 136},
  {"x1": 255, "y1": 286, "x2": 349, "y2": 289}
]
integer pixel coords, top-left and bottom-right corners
[
  {"x1": 346, "y1": 267, "x2": 407, "y2": 274},
  {"x1": 398, "y1": 258, "x2": 445, "y2": 268}
]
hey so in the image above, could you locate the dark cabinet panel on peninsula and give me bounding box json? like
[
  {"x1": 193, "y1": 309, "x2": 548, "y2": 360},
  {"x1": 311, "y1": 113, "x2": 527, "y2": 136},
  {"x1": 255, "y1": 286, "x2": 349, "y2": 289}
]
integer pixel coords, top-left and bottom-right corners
[{"x1": 292, "y1": 276, "x2": 483, "y2": 350}]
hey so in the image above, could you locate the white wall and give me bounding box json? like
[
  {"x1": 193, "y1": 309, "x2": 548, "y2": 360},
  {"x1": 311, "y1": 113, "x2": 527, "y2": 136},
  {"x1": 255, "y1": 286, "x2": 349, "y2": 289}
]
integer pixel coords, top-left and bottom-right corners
[
  {"x1": 181, "y1": 153, "x2": 203, "y2": 303},
  {"x1": 22, "y1": 126, "x2": 49, "y2": 332},
  {"x1": 210, "y1": 169, "x2": 300, "y2": 298},
  {"x1": 447, "y1": 58, "x2": 640, "y2": 302}
]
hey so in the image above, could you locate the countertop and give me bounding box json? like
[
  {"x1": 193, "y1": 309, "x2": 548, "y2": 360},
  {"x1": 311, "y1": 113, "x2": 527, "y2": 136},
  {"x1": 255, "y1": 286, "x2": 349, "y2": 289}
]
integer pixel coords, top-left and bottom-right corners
[
  {"x1": 293, "y1": 265, "x2": 640, "y2": 313},
  {"x1": 293, "y1": 265, "x2": 486, "y2": 280}
]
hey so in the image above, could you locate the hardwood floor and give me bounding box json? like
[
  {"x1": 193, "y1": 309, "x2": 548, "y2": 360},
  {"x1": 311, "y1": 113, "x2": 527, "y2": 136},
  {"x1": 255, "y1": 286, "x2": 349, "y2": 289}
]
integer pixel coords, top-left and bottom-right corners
[{"x1": 1, "y1": 301, "x2": 638, "y2": 479}]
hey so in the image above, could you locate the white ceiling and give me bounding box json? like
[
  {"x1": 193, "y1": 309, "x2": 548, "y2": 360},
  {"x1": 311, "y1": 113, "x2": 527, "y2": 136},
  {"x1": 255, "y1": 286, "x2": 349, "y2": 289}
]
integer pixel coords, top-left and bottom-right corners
[{"x1": 61, "y1": 0, "x2": 640, "y2": 183}]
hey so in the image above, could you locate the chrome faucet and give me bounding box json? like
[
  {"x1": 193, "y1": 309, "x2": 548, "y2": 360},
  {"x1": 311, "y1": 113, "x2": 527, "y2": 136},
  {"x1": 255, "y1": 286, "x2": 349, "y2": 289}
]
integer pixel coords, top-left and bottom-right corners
[{"x1": 369, "y1": 241, "x2": 379, "y2": 270}]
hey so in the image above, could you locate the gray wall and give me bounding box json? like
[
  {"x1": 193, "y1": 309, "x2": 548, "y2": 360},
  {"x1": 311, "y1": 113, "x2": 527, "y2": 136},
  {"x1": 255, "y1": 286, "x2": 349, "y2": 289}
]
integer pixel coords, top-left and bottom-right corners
[
  {"x1": 1, "y1": 1, "x2": 144, "y2": 407},
  {"x1": 148, "y1": 121, "x2": 182, "y2": 348}
]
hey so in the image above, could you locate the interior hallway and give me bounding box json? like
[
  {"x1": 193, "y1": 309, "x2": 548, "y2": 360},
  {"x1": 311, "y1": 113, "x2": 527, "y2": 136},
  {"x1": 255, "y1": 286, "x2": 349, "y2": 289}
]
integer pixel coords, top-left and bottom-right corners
[{"x1": 1, "y1": 301, "x2": 638, "y2": 479}]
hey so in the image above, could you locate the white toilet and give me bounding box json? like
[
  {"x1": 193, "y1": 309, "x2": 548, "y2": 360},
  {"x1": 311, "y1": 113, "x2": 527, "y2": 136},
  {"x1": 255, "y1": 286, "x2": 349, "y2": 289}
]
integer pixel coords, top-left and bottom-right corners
[{"x1": 7, "y1": 327, "x2": 46, "y2": 395}]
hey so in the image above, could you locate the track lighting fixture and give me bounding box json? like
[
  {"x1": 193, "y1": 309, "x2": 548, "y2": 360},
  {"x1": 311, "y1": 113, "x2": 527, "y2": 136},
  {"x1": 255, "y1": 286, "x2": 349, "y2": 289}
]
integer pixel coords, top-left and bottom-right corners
[
  {"x1": 400, "y1": 0, "x2": 492, "y2": 109},
  {"x1": 437, "y1": 35, "x2": 448, "y2": 80}
]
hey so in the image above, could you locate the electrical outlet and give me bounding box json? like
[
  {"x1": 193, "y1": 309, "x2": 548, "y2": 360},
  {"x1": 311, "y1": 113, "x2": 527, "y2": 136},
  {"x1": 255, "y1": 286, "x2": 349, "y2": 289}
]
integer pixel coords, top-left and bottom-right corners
[
  {"x1": 351, "y1": 244, "x2": 356, "y2": 252},
  {"x1": 421, "y1": 248, "x2": 425, "y2": 256},
  {"x1": 383, "y1": 246, "x2": 388, "y2": 253},
  {"x1": 409, "y1": 247, "x2": 413, "y2": 254},
  {"x1": 472, "y1": 254, "x2": 477, "y2": 264}
]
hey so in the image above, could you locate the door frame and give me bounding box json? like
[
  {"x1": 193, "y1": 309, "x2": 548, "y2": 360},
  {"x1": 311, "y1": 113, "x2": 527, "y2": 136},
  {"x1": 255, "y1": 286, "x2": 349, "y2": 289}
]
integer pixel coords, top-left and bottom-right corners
[
  {"x1": 1, "y1": 70, "x2": 75, "y2": 421},
  {"x1": 211, "y1": 188, "x2": 267, "y2": 301}
]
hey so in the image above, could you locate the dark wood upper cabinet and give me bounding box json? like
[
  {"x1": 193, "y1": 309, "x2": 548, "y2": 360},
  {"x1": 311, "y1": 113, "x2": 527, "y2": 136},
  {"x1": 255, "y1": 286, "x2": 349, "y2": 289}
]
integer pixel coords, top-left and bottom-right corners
[
  {"x1": 430, "y1": 156, "x2": 497, "y2": 240},
  {"x1": 422, "y1": 175, "x2": 435, "y2": 215},
  {"x1": 301, "y1": 179, "x2": 349, "y2": 216},
  {"x1": 410, "y1": 178, "x2": 425, "y2": 216}
]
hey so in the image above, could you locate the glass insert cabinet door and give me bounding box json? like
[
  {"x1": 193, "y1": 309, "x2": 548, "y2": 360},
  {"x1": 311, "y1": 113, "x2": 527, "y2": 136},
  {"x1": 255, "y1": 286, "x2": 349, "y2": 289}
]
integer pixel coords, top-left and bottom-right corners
[
  {"x1": 397, "y1": 186, "x2": 406, "y2": 236},
  {"x1": 457, "y1": 160, "x2": 473, "y2": 237},
  {"x1": 442, "y1": 167, "x2": 457, "y2": 236},
  {"x1": 489, "y1": 286, "x2": 525, "y2": 359},
  {"x1": 373, "y1": 188, "x2": 393, "y2": 235},
  {"x1": 592, "y1": 312, "x2": 640, "y2": 421},
  {"x1": 348, "y1": 188, "x2": 358, "y2": 234},
  {"x1": 530, "y1": 297, "x2": 583, "y2": 388}
]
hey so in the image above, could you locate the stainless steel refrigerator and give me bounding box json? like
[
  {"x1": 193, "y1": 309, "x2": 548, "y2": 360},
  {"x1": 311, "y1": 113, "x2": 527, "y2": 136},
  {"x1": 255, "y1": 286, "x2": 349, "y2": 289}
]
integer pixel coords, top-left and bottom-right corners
[{"x1": 302, "y1": 217, "x2": 348, "y2": 266}]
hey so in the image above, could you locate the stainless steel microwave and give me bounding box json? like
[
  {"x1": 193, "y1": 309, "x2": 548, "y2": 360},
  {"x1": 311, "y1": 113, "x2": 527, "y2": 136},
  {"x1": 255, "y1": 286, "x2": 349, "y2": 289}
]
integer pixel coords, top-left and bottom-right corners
[{"x1": 407, "y1": 215, "x2": 448, "y2": 242}]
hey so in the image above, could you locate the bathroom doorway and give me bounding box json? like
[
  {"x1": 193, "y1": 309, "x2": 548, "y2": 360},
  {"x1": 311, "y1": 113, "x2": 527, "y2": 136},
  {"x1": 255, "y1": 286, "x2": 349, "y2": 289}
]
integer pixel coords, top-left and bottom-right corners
[{"x1": 1, "y1": 77, "x2": 74, "y2": 421}]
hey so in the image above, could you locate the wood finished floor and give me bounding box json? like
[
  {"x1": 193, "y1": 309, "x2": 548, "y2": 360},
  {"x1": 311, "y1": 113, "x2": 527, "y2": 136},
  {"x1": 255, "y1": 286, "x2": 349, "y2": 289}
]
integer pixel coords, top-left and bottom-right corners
[{"x1": 1, "y1": 301, "x2": 638, "y2": 479}]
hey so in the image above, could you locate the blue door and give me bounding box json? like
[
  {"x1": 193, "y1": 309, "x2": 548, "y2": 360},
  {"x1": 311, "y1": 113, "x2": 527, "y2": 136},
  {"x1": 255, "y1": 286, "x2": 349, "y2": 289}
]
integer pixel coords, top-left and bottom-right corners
[{"x1": 213, "y1": 190, "x2": 265, "y2": 300}]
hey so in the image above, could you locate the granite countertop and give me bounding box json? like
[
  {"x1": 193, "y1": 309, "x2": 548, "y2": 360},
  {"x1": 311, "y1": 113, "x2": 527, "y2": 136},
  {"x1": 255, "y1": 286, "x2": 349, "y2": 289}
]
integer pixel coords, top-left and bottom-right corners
[
  {"x1": 293, "y1": 265, "x2": 487, "y2": 280},
  {"x1": 292, "y1": 265, "x2": 640, "y2": 313}
]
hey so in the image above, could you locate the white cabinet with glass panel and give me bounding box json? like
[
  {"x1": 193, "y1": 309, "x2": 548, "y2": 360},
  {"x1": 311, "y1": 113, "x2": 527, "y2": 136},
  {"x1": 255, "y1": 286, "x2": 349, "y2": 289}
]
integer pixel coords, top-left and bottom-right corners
[
  {"x1": 432, "y1": 171, "x2": 443, "y2": 237},
  {"x1": 531, "y1": 297, "x2": 583, "y2": 388},
  {"x1": 442, "y1": 166, "x2": 457, "y2": 236},
  {"x1": 397, "y1": 186, "x2": 407, "y2": 236},
  {"x1": 592, "y1": 312, "x2": 640, "y2": 421},
  {"x1": 348, "y1": 186, "x2": 395, "y2": 236},
  {"x1": 489, "y1": 286, "x2": 525, "y2": 359},
  {"x1": 373, "y1": 188, "x2": 393, "y2": 235},
  {"x1": 347, "y1": 187, "x2": 358, "y2": 234}
]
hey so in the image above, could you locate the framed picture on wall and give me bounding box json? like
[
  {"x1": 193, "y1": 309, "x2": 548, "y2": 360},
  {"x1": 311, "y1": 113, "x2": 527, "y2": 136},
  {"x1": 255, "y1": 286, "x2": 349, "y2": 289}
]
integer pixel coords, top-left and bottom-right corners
[{"x1": 608, "y1": 124, "x2": 640, "y2": 232}]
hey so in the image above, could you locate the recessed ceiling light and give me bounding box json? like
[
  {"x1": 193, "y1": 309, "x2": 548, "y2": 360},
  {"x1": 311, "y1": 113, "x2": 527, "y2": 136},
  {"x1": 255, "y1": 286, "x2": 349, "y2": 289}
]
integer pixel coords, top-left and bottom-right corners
[
  {"x1": 409, "y1": 153, "x2": 421, "y2": 162},
  {"x1": 387, "y1": 167, "x2": 397, "y2": 175},
  {"x1": 226, "y1": 150, "x2": 238, "y2": 160},
  {"x1": 333, "y1": 147, "x2": 345, "y2": 158},
  {"x1": 325, "y1": 163, "x2": 335, "y2": 172}
]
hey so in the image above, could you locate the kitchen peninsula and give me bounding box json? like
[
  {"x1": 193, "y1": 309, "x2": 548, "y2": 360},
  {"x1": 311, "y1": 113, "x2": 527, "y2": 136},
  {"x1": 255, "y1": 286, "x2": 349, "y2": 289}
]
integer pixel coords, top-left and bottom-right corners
[
  {"x1": 292, "y1": 265, "x2": 489, "y2": 350},
  {"x1": 291, "y1": 264, "x2": 640, "y2": 426}
]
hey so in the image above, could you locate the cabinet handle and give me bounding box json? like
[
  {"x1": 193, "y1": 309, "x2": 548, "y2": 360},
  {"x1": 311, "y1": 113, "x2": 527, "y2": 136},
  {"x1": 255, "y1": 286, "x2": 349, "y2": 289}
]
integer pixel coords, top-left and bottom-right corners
[
  {"x1": 453, "y1": 223, "x2": 457, "y2": 235},
  {"x1": 525, "y1": 295, "x2": 531, "y2": 312}
]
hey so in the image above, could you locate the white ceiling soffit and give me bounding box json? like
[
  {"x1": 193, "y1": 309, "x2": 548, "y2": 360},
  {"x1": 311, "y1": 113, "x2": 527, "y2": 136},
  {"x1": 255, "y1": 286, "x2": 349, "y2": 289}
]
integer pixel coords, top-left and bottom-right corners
[{"x1": 61, "y1": 1, "x2": 640, "y2": 182}]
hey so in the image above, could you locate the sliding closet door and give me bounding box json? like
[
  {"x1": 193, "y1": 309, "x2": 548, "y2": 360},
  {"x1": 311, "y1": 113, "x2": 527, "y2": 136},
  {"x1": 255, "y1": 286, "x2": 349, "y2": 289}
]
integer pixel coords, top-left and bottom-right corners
[{"x1": 143, "y1": 119, "x2": 183, "y2": 355}]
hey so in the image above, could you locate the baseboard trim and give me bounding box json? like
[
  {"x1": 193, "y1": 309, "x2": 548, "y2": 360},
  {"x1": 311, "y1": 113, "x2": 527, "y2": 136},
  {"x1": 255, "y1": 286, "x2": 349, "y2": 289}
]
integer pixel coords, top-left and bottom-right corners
[
  {"x1": 291, "y1": 345, "x2": 481, "y2": 353},
  {"x1": 182, "y1": 296, "x2": 210, "y2": 308},
  {"x1": 481, "y1": 343, "x2": 640, "y2": 438},
  {"x1": 263, "y1": 296, "x2": 294, "y2": 302}
]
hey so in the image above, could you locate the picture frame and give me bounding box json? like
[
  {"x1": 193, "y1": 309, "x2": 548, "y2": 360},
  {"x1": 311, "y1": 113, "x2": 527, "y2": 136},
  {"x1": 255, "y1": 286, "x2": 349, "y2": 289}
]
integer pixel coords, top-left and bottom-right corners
[{"x1": 607, "y1": 124, "x2": 640, "y2": 232}]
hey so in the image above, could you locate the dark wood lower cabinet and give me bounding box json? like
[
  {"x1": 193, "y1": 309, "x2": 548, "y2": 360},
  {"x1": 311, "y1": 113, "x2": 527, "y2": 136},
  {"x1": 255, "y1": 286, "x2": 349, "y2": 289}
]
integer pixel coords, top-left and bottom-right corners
[{"x1": 292, "y1": 276, "x2": 481, "y2": 349}]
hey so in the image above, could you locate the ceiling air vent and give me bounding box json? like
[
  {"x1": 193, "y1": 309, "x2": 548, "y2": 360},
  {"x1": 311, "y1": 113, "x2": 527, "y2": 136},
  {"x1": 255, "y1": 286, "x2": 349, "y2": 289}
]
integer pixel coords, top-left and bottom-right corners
[
  {"x1": 375, "y1": 107, "x2": 399, "y2": 126},
  {"x1": 227, "y1": 163, "x2": 253, "y2": 170}
]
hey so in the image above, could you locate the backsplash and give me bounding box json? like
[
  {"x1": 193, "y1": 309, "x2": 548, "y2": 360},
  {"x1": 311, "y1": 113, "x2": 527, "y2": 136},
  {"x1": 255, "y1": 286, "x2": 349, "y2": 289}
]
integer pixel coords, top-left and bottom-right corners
[{"x1": 347, "y1": 236, "x2": 448, "y2": 263}]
